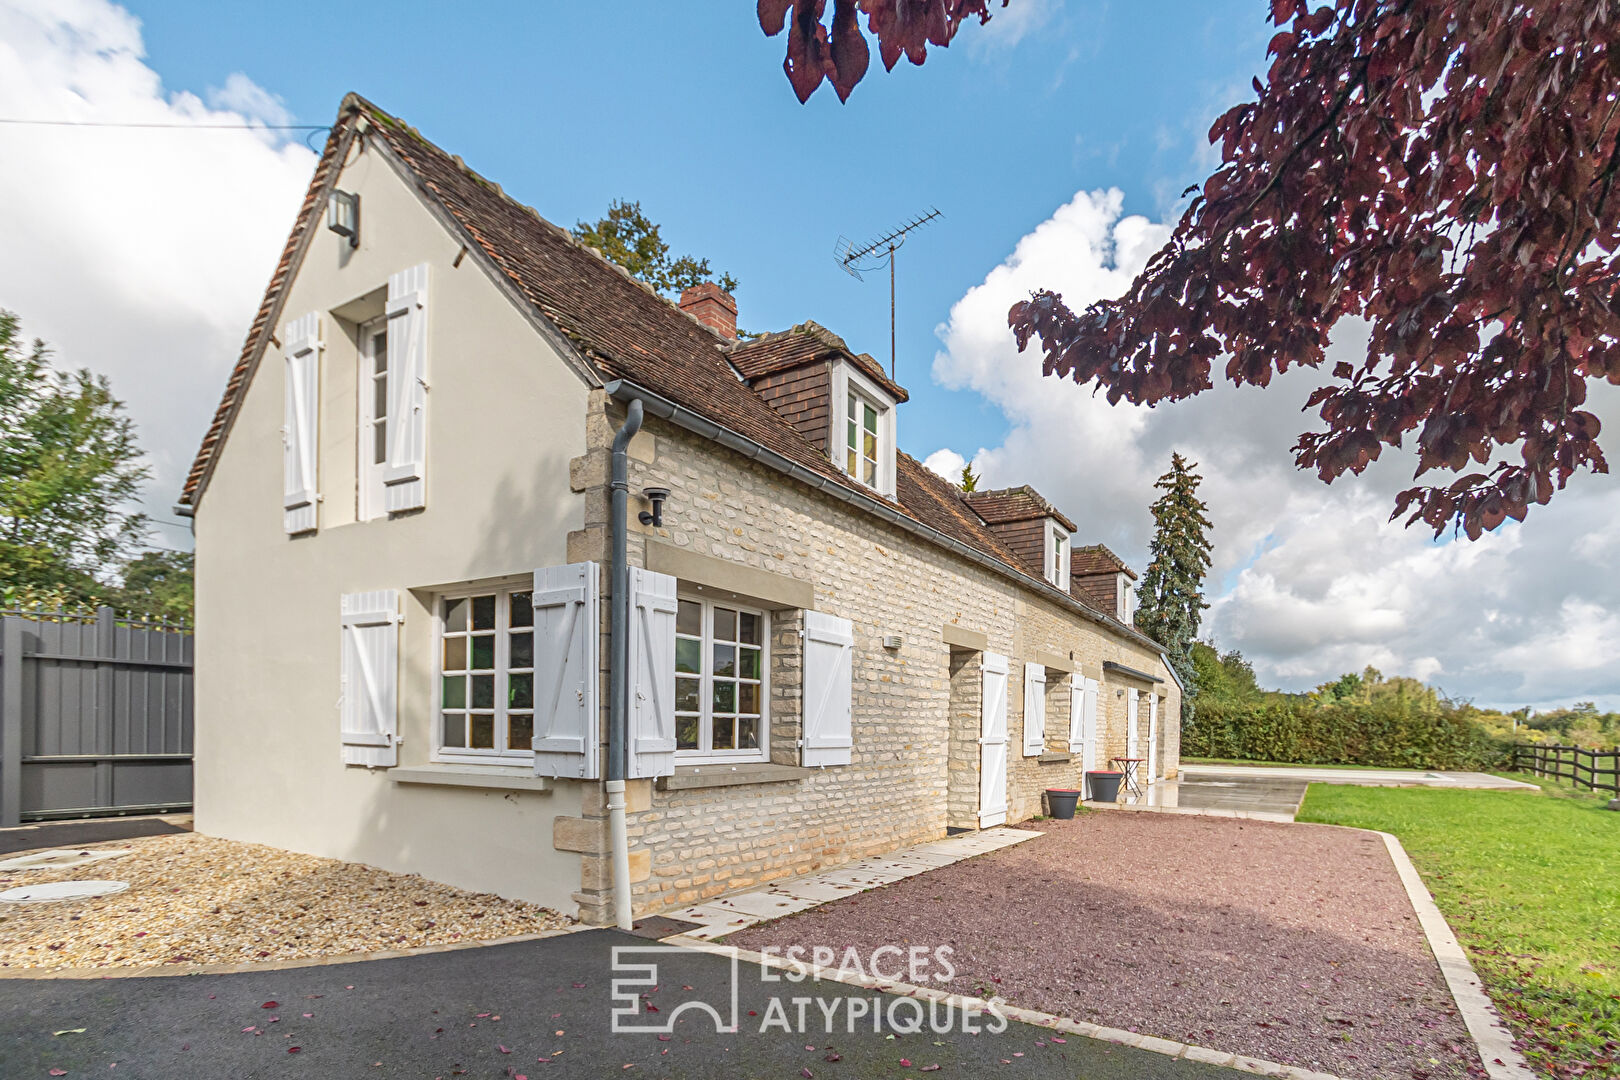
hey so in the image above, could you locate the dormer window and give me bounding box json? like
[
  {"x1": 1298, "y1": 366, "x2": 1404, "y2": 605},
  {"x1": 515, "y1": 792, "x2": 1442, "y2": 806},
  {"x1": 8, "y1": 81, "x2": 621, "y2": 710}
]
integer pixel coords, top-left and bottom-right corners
[
  {"x1": 829, "y1": 360, "x2": 897, "y2": 497},
  {"x1": 1117, "y1": 573, "x2": 1135, "y2": 622},
  {"x1": 846, "y1": 389, "x2": 880, "y2": 486},
  {"x1": 1045, "y1": 523, "x2": 1069, "y2": 591}
]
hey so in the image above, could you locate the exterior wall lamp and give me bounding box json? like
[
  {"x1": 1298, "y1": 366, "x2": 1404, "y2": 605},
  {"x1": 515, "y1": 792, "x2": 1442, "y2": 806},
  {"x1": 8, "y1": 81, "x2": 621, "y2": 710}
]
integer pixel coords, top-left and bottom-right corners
[
  {"x1": 639, "y1": 486, "x2": 670, "y2": 527},
  {"x1": 328, "y1": 189, "x2": 360, "y2": 247}
]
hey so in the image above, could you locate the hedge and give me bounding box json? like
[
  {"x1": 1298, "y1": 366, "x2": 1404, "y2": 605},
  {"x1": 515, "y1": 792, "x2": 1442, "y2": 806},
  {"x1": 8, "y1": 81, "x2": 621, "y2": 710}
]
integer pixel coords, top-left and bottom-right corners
[{"x1": 1183, "y1": 696, "x2": 1512, "y2": 771}]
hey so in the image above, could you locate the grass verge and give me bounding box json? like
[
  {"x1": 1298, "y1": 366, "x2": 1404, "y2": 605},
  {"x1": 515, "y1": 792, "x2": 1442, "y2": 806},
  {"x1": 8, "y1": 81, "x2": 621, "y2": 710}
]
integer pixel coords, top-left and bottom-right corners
[{"x1": 1298, "y1": 778, "x2": 1618, "y2": 1078}]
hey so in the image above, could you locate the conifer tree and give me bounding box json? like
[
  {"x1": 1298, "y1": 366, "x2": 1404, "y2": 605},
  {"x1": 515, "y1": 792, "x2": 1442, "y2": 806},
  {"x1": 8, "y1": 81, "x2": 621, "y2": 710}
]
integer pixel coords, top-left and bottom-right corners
[{"x1": 1134, "y1": 453, "x2": 1212, "y2": 720}]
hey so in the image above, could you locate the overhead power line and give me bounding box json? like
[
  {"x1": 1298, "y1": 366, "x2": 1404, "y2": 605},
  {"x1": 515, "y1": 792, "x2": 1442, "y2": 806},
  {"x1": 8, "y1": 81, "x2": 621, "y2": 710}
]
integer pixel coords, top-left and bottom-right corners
[{"x1": 0, "y1": 117, "x2": 329, "y2": 131}]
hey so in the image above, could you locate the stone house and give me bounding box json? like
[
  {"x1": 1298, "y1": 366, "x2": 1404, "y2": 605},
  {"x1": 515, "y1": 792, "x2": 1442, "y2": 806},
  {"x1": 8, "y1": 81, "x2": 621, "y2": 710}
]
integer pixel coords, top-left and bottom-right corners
[{"x1": 179, "y1": 95, "x2": 1182, "y2": 924}]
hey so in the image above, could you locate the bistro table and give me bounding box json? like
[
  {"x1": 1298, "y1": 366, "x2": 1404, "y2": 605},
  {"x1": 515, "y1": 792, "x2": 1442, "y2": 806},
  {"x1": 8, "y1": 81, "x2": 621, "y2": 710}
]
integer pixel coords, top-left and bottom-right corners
[{"x1": 1111, "y1": 757, "x2": 1146, "y2": 797}]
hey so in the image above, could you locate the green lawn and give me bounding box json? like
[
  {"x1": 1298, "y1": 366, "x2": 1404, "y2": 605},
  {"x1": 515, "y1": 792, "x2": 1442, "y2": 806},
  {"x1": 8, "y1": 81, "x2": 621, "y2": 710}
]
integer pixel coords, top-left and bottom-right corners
[{"x1": 1298, "y1": 779, "x2": 1619, "y2": 1079}]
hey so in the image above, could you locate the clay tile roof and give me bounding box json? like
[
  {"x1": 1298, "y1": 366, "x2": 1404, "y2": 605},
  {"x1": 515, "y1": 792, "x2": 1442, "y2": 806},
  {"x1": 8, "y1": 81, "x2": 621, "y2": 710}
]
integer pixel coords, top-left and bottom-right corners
[
  {"x1": 895, "y1": 453, "x2": 1027, "y2": 569},
  {"x1": 179, "y1": 94, "x2": 1152, "y2": 644},
  {"x1": 961, "y1": 486, "x2": 1078, "y2": 534},
  {"x1": 1072, "y1": 543, "x2": 1138, "y2": 581},
  {"x1": 729, "y1": 322, "x2": 908, "y2": 402}
]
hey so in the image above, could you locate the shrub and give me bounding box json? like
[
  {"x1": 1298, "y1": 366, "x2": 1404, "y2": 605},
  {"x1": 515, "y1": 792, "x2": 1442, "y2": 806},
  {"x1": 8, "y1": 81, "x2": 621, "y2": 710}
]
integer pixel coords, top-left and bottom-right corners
[{"x1": 1185, "y1": 695, "x2": 1511, "y2": 771}]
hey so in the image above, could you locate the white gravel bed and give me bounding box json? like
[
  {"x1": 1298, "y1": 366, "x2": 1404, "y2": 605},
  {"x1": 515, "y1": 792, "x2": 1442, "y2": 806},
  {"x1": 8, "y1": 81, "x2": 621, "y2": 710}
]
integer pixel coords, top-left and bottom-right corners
[{"x1": 0, "y1": 833, "x2": 572, "y2": 970}]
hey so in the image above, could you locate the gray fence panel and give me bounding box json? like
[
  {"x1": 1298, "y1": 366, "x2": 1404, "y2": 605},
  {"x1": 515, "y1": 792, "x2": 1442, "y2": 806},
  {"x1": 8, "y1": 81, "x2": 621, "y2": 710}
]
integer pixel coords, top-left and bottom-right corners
[{"x1": 0, "y1": 607, "x2": 193, "y2": 824}]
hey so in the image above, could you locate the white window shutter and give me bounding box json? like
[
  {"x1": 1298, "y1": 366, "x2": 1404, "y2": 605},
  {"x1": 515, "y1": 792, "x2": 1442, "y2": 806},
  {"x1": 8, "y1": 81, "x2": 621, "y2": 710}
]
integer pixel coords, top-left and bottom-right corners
[
  {"x1": 1148, "y1": 694, "x2": 1160, "y2": 781},
  {"x1": 802, "y1": 610, "x2": 854, "y2": 766},
  {"x1": 978, "y1": 652, "x2": 1009, "y2": 826},
  {"x1": 384, "y1": 264, "x2": 428, "y2": 512},
  {"x1": 627, "y1": 567, "x2": 677, "y2": 779},
  {"x1": 1127, "y1": 689, "x2": 1140, "y2": 758},
  {"x1": 282, "y1": 312, "x2": 322, "y2": 534},
  {"x1": 1068, "y1": 674, "x2": 1083, "y2": 748},
  {"x1": 531, "y1": 562, "x2": 600, "y2": 779},
  {"x1": 340, "y1": 590, "x2": 398, "y2": 766},
  {"x1": 1022, "y1": 661, "x2": 1046, "y2": 757},
  {"x1": 1082, "y1": 677, "x2": 1100, "y2": 773}
]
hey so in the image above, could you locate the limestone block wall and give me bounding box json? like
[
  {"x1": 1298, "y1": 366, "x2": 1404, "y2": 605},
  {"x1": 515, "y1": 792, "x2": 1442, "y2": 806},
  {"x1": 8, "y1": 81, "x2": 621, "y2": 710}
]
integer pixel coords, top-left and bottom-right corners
[{"x1": 557, "y1": 392, "x2": 1181, "y2": 922}]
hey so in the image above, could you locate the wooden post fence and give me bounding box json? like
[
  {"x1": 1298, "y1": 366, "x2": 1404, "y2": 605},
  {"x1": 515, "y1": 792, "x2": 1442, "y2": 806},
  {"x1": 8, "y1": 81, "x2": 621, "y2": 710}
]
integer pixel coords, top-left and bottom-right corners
[{"x1": 1512, "y1": 741, "x2": 1620, "y2": 797}]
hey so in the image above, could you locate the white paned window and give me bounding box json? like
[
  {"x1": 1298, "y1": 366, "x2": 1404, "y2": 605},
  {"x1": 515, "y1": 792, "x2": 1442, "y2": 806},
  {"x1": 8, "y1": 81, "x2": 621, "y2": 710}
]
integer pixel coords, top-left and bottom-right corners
[
  {"x1": 436, "y1": 586, "x2": 535, "y2": 762},
  {"x1": 828, "y1": 361, "x2": 897, "y2": 497},
  {"x1": 845, "y1": 389, "x2": 881, "y2": 488},
  {"x1": 357, "y1": 316, "x2": 389, "y2": 520},
  {"x1": 674, "y1": 597, "x2": 768, "y2": 762},
  {"x1": 1046, "y1": 524, "x2": 1070, "y2": 591}
]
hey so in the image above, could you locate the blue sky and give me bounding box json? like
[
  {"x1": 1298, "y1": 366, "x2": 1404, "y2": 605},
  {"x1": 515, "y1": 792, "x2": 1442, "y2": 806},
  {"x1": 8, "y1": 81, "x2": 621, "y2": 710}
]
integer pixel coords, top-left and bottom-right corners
[
  {"x1": 135, "y1": 0, "x2": 1270, "y2": 458},
  {"x1": 5, "y1": 0, "x2": 1615, "y2": 709}
]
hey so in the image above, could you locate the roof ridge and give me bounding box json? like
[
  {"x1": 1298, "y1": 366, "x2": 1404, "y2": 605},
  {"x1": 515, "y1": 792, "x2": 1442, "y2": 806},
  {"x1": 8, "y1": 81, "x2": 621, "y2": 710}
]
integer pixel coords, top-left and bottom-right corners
[
  {"x1": 352, "y1": 96, "x2": 741, "y2": 353},
  {"x1": 187, "y1": 93, "x2": 1154, "y2": 650}
]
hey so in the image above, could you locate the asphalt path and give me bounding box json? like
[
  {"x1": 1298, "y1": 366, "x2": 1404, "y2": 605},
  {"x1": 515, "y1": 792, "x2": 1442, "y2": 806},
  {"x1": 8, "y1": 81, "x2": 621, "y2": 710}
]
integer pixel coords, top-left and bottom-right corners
[{"x1": 0, "y1": 928, "x2": 1238, "y2": 1079}]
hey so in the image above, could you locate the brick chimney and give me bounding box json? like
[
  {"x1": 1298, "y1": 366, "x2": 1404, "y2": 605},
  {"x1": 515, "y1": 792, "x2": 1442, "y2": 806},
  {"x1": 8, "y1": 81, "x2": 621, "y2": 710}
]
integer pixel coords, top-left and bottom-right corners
[{"x1": 678, "y1": 282, "x2": 737, "y2": 341}]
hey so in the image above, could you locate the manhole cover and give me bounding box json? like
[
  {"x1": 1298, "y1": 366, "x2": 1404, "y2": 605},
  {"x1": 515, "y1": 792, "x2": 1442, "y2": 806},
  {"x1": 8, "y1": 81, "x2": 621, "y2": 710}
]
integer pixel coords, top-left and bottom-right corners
[
  {"x1": 0, "y1": 880, "x2": 129, "y2": 904},
  {"x1": 0, "y1": 848, "x2": 133, "y2": 872}
]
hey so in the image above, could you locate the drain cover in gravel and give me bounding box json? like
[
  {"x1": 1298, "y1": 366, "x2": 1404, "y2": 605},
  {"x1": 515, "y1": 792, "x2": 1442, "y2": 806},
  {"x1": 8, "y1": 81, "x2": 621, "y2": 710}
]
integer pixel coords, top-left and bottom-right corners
[
  {"x1": 0, "y1": 880, "x2": 129, "y2": 904},
  {"x1": 0, "y1": 848, "x2": 133, "y2": 872}
]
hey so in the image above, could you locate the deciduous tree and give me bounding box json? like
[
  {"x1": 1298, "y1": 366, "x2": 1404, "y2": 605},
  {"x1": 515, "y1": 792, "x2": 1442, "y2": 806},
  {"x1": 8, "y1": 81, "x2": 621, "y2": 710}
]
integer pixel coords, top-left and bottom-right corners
[
  {"x1": 757, "y1": 0, "x2": 1005, "y2": 102},
  {"x1": 758, "y1": 2, "x2": 1620, "y2": 539},
  {"x1": 1009, "y1": 0, "x2": 1620, "y2": 539},
  {"x1": 0, "y1": 311, "x2": 148, "y2": 603},
  {"x1": 116, "y1": 550, "x2": 193, "y2": 623},
  {"x1": 573, "y1": 200, "x2": 739, "y2": 296}
]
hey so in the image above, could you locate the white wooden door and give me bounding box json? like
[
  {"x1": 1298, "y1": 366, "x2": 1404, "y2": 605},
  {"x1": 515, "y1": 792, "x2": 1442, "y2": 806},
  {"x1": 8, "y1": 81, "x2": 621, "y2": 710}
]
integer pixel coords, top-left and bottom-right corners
[
  {"x1": 978, "y1": 652, "x2": 1009, "y2": 827},
  {"x1": 1127, "y1": 690, "x2": 1140, "y2": 758}
]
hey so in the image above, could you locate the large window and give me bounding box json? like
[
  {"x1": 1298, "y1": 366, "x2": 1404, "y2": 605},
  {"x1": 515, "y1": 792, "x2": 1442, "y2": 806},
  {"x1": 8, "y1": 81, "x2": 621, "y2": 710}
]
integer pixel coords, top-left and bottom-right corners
[
  {"x1": 436, "y1": 586, "x2": 534, "y2": 762},
  {"x1": 358, "y1": 317, "x2": 389, "y2": 520},
  {"x1": 674, "y1": 597, "x2": 768, "y2": 762},
  {"x1": 844, "y1": 389, "x2": 881, "y2": 488}
]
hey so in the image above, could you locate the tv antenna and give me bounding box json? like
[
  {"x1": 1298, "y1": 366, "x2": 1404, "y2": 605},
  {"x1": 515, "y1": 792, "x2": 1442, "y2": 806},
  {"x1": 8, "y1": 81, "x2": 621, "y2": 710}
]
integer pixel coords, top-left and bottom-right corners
[{"x1": 834, "y1": 207, "x2": 942, "y2": 380}]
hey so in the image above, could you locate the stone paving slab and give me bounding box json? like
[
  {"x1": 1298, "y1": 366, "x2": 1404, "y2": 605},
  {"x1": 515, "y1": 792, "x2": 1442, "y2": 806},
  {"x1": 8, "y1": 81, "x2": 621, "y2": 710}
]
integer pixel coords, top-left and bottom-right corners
[
  {"x1": 657, "y1": 827, "x2": 1042, "y2": 941},
  {"x1": 1086, "y1": 773, "x2": 1309, "y2": 821},
  {"x1": 1179, "y1": 764, "x2": 1538, "y2": 789}
]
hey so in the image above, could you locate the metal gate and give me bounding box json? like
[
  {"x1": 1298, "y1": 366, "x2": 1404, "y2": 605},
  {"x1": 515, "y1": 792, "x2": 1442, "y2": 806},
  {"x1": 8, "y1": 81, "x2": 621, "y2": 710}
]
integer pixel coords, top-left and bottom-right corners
[{"x1": 0, "y1": 607, "x2": 193, "y2": 825}]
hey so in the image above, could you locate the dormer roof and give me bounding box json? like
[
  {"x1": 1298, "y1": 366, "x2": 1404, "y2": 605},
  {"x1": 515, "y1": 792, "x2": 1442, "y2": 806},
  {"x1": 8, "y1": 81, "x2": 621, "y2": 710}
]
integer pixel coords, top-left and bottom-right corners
[
  {"x1": 729, "y1": 321, "x2": 908, "y2": 403},
  {"x1": 962, "y1": 486, "x2": 1078, "y2": 534},
  {"x1": 1072, "y1": 543, "x2": 1139, "y2": 581}
]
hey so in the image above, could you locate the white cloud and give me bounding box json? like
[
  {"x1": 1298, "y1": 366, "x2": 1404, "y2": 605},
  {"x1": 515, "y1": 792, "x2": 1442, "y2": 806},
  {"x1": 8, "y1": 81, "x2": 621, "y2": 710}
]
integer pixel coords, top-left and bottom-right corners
[
  {"x1": 0, "y1": 0, "x2": 316, "y2": 533},
  {"x1": 922, "y1": 447, "x2": 967, "y2": 480},
  {"x1": 969, "y1": 0, "x2": 1062, "y2": 54},
  {"x1": 928, "y1": 188, "x2": 1620, "y2": 711}
]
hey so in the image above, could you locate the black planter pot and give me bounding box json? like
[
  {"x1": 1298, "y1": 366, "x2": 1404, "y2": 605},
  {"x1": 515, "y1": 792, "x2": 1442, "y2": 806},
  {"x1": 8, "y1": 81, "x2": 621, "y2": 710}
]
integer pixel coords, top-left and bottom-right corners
[
  {"x1": 1086, "y1": 771, "x2": 1124, "y2": 803},
  {"x1": 1045, "y1": 788, "x2": 1082, "y2": 819}
]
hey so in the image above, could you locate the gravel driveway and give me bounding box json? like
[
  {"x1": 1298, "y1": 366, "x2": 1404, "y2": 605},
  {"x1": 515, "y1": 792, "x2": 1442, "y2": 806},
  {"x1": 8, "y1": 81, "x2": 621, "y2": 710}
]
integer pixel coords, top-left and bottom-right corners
[{"x1": 727, "y1": 813, "x2": 1478, "y2": 1080}]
